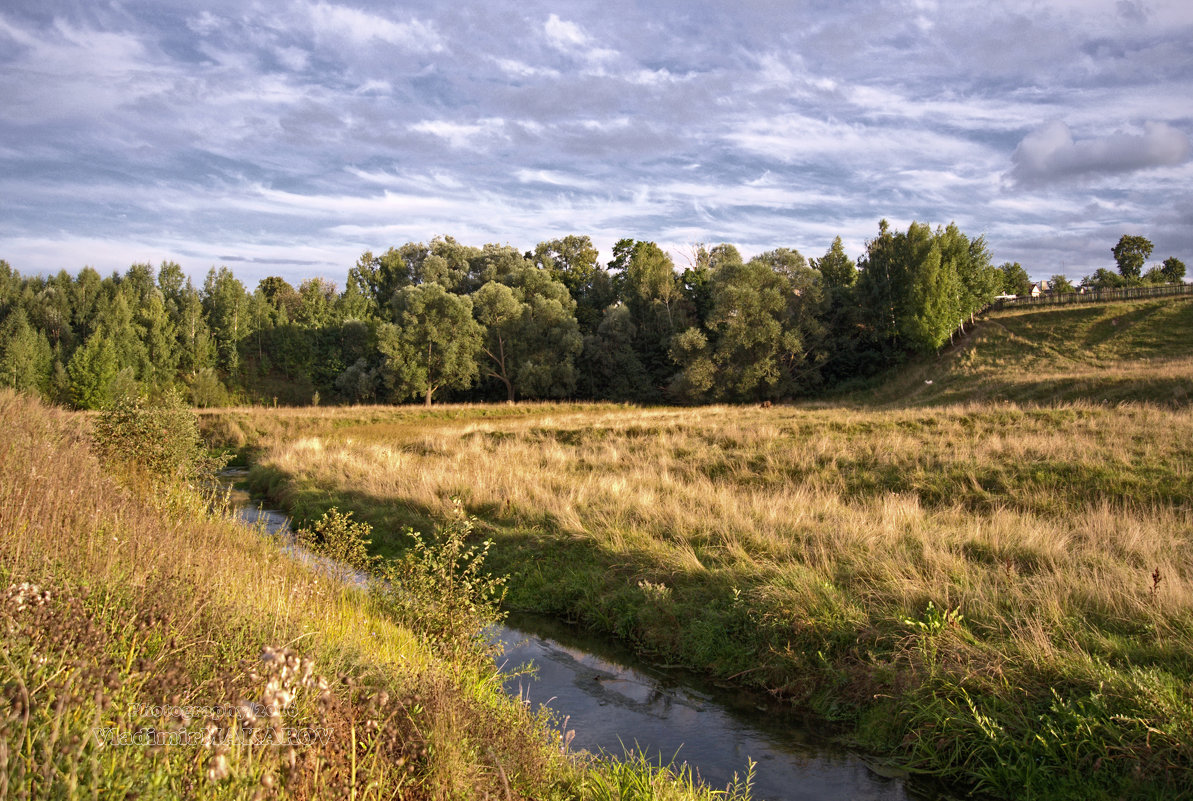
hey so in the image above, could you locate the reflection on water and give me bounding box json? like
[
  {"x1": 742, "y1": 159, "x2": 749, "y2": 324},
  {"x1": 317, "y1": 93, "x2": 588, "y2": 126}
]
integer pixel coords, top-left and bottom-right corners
[{"x1": 497, "y1": 614, "x2": 917, "y2": 801}]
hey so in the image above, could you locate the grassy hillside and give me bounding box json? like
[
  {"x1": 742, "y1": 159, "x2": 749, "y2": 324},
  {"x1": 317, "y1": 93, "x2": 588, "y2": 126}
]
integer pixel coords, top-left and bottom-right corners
[
  {"x1": 856, "y1": 296, "x2": 1193, "y2": 407},
  {"x1": 0, "y1": 390, "x2": 754, "y2": 801}
]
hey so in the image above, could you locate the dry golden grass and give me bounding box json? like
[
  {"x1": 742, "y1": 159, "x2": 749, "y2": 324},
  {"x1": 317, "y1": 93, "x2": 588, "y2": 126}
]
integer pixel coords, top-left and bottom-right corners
[
  {"x1": 211, "y1": 398, "x2": 1193, "y2": 797},
  {"x1": 0, "y1": 391, "x2": 603, "y2": 800},
  {"x1": 865, "y1": 297, "x2": 1193, "y2": 408},
  {"x1": 242, "y1": 402, "x2": 1193, "y2": 643},
  {"x1": 3, "y1": 389, "x2": 761, "y2": 801}
]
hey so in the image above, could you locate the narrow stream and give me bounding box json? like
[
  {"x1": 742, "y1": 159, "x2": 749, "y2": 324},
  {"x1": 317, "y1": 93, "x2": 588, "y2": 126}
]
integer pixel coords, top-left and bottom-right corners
[
  {"x1": 219, "y1": 470, "x2": 924, "y2": 801},
  {"x1": 496, "y1": 615, "x2": 916, "y2": 801}
]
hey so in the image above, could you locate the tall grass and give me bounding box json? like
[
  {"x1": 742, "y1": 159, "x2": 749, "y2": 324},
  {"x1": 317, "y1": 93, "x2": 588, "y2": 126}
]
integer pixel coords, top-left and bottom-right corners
[
  {"x1": 1, "y1": 390, "x2": 752, "y2": 800},
  {"x1": 210, "y1": 398, "x2": 1193, "y2": 799}
]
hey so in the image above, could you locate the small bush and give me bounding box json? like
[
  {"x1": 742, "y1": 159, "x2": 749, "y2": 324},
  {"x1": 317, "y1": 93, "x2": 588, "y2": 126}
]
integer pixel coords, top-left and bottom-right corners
[
  {"x1": 91, "y1": 388, "x2": 225, "y2": 484},
  {"x1": 189, "y1": 367, "x2": 229, "y2": 408},
  {"x1": 295, "y1": 507, "x2": 379, "y2": 576},
  {"x1": 375, "y1": 499, "x2": 507, "y2": 662}
]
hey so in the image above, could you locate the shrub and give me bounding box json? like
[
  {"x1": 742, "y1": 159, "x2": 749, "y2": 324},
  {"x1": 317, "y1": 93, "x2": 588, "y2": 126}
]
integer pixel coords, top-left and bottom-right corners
[
  {"x1": 295, "y1": 507, "x2": 379, "y2": 576},
  {"x1": 91, "y1": 388, "x2": 225, "y2": 484},
  {"x1": 375, "y1": 499, "x2": 507, "y2": 662}
]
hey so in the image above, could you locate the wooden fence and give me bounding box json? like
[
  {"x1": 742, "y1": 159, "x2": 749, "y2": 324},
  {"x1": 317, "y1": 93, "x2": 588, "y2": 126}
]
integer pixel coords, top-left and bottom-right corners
[{"x1": 992, "y1": 282, "x2": 1193, "y2": 310}]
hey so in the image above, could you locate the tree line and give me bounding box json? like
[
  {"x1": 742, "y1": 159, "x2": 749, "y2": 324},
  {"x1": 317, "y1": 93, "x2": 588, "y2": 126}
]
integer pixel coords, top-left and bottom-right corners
[
  {"x1": 996, "y1": 234, "x2": 1185, "y2": 297},
  {"x1": 0, "y1": 223, "x2": 1181, "y2": 408}
]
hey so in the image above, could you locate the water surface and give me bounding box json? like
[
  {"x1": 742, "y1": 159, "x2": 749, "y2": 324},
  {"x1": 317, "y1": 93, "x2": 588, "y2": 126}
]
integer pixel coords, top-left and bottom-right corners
[{"x1": 497, "y1": 614, "x2": 916, "y2": 801}]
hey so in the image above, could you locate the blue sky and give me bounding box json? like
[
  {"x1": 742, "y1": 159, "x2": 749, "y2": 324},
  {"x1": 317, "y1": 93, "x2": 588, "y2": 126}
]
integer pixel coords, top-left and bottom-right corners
[{"x1": 2, "y1": 0, "x2": 1191, "y2": 287}]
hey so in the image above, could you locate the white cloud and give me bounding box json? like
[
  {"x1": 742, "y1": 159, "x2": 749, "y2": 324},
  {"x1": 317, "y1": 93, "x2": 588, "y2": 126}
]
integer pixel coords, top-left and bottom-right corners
[
  {"x1": 544, "y1": 14, "x2": 591, "y2": 50},
  {"x1": 185, "y1": 11, "x2": 223, "y2": 36},
  {"x1": 493, "y1": 58, "x2": 559, "y2": 79},
  {"x1": 306, "y1": 2, "x2": 443, "y2": 52},
  {"x1": 543, "y1": 14, "x2": 617, "y2": 62},
  {"x1": 274, "y1": 46, "x2": 309, "y2": 72},
  {"x1": 409, "y1": 118, "x2": 508, "y2": 150},
  {"x1": 514, "y1": 169, "x2": 599, "y2": 190},
  {"x1": 1011, "y1": 120, "x2": 1192, "y2": 184}
]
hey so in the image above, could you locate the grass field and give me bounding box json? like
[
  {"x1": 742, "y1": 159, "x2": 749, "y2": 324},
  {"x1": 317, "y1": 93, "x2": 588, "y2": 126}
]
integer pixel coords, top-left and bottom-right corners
[
  {"x1": 200, "y1": 298, "x2": 1193, "y2": 800},
  {"x1": 0, "y1": 389, "x2": 762, "y2": 800}
]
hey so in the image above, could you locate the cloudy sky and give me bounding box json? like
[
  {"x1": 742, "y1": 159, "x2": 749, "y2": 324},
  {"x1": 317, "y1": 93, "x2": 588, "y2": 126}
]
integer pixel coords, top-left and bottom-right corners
[{"x1": 2, "y1": 0, "x2": 1191, "y2": 287}]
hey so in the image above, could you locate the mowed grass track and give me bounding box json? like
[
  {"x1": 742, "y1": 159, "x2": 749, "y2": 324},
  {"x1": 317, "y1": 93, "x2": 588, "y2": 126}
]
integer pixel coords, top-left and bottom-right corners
[{"x1": 209, "y1": 399, "x2": 1193, "y2": 800}]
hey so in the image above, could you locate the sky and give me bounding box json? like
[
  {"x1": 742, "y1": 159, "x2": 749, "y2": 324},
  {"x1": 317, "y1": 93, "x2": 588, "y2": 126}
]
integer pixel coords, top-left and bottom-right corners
[{"x1": 2, "y1": 0, "x2": 1191, "y2": 288}]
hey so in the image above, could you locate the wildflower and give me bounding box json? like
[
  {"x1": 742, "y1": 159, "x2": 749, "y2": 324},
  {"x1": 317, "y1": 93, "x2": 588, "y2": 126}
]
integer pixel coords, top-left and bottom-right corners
[
  {"x1": 237, "y1": 700, "x2": 258, "y2": 729},
  {"x1": 207, "y1": 752, "x2": 229, "y2": 782},
  {"x1": 202, "y1": 721, "x2": 219, "y2": 748}
]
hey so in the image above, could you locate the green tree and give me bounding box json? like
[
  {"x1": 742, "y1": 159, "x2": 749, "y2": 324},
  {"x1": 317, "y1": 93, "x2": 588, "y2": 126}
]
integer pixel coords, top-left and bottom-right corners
[
  {"x1": 174, "y1": 279, "x2": 215, "y2": 379},
  {"x1": 418, "y1": 236, "x2": 479, "y2": 292},
  {"x1": 1112, "y1": 235, "x2": 1153, "y2": 281},
  {"x1": 94, "y1": 289, "x2": 150, "y2": 387},
  {"x1": 856, "y1": 221, "x2": 963, "y2": 357},
  {"x1": 677, "y1": 255, "x2": 803, "y2": 401},
  {"x1": 472, "y1": 281, "x2": 522, "y2": 401},
  {"x1": 296, "y1": 278, "x2": 337, "y2": 329},
  {"x1": 468, "y1": 243, "x2": 532, "y2": 291},
  {"x1": 348, "y1": 248, "x2": 413, "y2": 317},
  {"x1": 379, "y1": 283, "x2": 482, "y2": 406},
  {"x1": 31, "y1": 274, "x2": 75, "y2": 352},
  {"x1": 70, "y1": 267, "x2": 104, "y2": 343},
  {"x1": 202, "y1": 267, "x2": 249, "y2": 375},
  {"x1": 1049, "y1": 275, "x2": 1076, "y2": 294},
  {"x1": 577, "y1": 305, "x2": 651, "y2": 401},
  {"x1": 257, "y1": 276, "x2": 301, "y2": 322},
  {"x1": 138, "y1": 289, "x2": 179, "y2": 390},
  {"x1": 1083, "y1": 268, "x2": 1126, "y2": 290},
  {"x1": 940, "y1": 224, "x2": 998, "y2": 328},
  {"x1": 0, "y1": 260, "x2": 19, "y2": 317},
  {"x1": 1160, "y1": 257, "x2": 1186, "y2": 284},
  {"x1": 619, "y1": 241, "x2": 685, "y2": 395},
  {"x1": 814, "y1": 236, "x2": 857, "y2": 289},
  {"x1": 66, "y1": 332, "x2": 119, "y2": 409},
  {"x1": 157, "y1": 260, "x2": 186, "y2": 305},
  {"x1": 906, "y1": 233, "x2": 959, "y2": 353},
  {"x1": 0, "y1": 308, "x2": 52, "y2": 394},
  {"x1": 1142, "y1": 266, "x2": 1167, "y2": 285},
  {"x1": 667, "y1": 326, "x2": 716, "y2": 402},
  {"x1": 679, "y1": 244, "x2": 715, "y2": 329},
  {"x1": 531, "y1": 235, "x2": 610, "y2": 334},
  {"x1": 998, "y1": 262, "x2": 1032, "y2": 296},
  {"x1": 503, "y1": 267, "x2": 583, "y2": 399}
]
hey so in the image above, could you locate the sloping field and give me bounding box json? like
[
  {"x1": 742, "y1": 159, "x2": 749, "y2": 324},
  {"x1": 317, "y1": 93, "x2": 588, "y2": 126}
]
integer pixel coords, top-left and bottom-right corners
[{"x1": 859, "y1": 296, "x2": 1193, "y2": 407}]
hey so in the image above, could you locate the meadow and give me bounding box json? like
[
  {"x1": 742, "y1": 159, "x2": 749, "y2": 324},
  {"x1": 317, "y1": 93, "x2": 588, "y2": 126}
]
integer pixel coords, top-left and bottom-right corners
[
  {"x1": 0, "y1": 389, "x2": 755, "y2": 800},
  {"x1": 202, "y1": 298, "x2": 1193, "y2": 799}
]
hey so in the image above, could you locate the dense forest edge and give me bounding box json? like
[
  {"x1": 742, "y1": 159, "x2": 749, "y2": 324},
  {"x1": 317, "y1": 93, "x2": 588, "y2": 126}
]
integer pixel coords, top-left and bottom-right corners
[{"x1": 1, "y1": 226, "x2": 1186, "y2": 410}]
